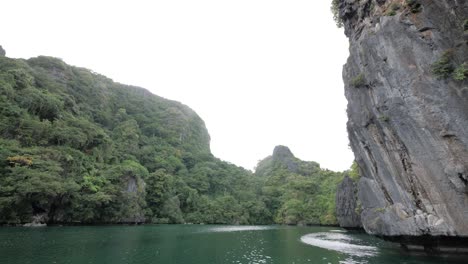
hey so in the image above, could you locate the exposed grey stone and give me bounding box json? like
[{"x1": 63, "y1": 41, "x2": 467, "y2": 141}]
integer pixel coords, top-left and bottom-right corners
[
  {"x1": 23, "y1": 213, "x2": 47, "y2": 227},
  {"x1": 120, "y1": 176, "x2": 146, "y2": 224},
  {"x1": 272, "y1": 145, "x2": 299, "y2": 172},
  {"x1": 0, "y1": 45, "x2": 5, "y2": 56},
  {"x1": 336, "y1": 175, "x2": 362, "y2": 228},
  {"x1": 272, "y1": 145, "x2": 294, "y2": 161},
  {"x1": 341, "y1": 0, "x2": 468, "y2": 239},
  {"x1": 126, "y1": 176, "x2": 138, "y2": 193}
]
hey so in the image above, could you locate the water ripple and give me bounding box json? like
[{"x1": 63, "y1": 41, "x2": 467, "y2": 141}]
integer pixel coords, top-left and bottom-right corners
[{"x1": 300, "y1": 232, "x2": 378, "y2": 257}]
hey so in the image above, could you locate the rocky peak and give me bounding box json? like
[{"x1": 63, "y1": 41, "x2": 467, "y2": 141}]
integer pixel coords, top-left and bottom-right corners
[
  {"x1": 271, "y1": 145, "x2": 299, "y2": 173},
  {"x1": 0, "y1": 45, "x2": 5, "y2": 57},
  {"x1": 272, "y1": 145, "x2": 294, "y2": 161}
]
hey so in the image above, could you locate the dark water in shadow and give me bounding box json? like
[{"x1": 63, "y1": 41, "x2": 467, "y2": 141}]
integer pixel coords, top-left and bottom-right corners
[{"x1": 0, "y1": 225, "x2": 466, "y2": 264}]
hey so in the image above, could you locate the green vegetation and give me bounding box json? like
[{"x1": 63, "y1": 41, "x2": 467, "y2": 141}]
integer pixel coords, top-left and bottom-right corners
[
  {"x1": 374, "y1": 207, "x2": 386, "y2": 213},
  {"x1": 331, "y1": 0, "x2": 343, "y2": 28},
  {"x1": 385, "y1": 3, "x2": 401, "y2": 16},
  {"x1": 453, "y1": 63, "x2": 468, "y2": 81},
  {"x1": 431, "y1": 50, "x2": 467, "y2": 81},
  {"x1": 0, "y1": 54, "x2": 348, "y2": 226},
  {"x1": 355, "y1": 200, "x2": 362, "y2": 215},
  {"x1": 431, "y1": 50, "x2": 454, "y2": 79},
  {"x1": 0, "y1": 55, "x2": 254, "y2": 224},
  {"x1": 254, "y1": 149, "x2": 345, "y2": 225},
  {"x1": 369, "y1": 1, "x2": 376, "y2": 13},
  {"x1": 348, "y1": 161, "x2": 360, "y2": 181},
  {"x1": 350, "y1": 73, "x2": 366, "y2": 88},
  {"x1": 406, "y1": 0, "x2": 422, "y2": 13},
  {"x1": 378, "y1": 115, "x2": 390, "y2": 122}
]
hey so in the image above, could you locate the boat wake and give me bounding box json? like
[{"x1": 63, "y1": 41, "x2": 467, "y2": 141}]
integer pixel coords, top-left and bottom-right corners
[
  {"x1": 207, "y1": 225, "x2": 274, "y2": 233},
  {"x1": 300, "y1": 232, "x2": 378, "y2": 257}
]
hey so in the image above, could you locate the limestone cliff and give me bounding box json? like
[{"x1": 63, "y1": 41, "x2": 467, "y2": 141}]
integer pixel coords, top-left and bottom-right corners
[
  {"x1": 336, "y1": 175, "x2": 362, "y2": 229},
  {"x1": 339, "y1": 0, "x2": 468, "y2": 242}
]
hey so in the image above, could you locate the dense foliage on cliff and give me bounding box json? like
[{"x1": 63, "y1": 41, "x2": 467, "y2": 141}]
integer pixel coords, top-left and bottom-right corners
[
  {"x1": 0, "y1": 54, "x2": 346, "y2": 225},
  {"x1": 0, "y1": 54, "x2": 262, "y2": 224}
]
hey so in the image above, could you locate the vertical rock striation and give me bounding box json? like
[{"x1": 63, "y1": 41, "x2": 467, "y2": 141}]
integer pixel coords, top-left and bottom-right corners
[
  {"x1": 336, "y1": 175, "x2": 362, "y2": 229},
  {"x1": 339, "y1": 0, "x2": 468, "y2": 243}
]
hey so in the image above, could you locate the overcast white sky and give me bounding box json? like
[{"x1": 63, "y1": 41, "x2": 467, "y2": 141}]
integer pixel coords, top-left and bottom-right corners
[{"x1": 1, "y1": 0, "x2": 353, "y2": 171}]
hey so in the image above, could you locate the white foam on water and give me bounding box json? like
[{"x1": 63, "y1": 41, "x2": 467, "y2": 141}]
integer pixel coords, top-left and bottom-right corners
[
  {"x1": 311, "y1": 232, "x2": 356, "y2": 242},
  {"x1": 300, "y1": 232, "x2": 378, "y2": 257},
  {"x1": 329, "y1": 229, "x2": 347, "y2": 233},
  {"x1": 207, "y1": 225, "x2": 274, "y2": 233}
]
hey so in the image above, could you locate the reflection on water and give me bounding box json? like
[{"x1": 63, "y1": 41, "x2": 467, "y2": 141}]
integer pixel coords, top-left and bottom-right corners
[
  {"x1": 301, "y1": 232, "x2": 378, "y2": 257},
  {"x1": 339, "y1": 257, "x2": 367, "y2": 264},
  {"x1": 211, "y1": 226, "x2": 274, "y2": 264}
]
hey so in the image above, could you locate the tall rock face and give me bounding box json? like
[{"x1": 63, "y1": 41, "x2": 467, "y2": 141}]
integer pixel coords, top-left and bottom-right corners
[
  {"x1": 340, "y1": 0, "x2": 468, "y2": 240},
  {"x1": 336, "y1": 176, "x2": 362, "y2": 229}
]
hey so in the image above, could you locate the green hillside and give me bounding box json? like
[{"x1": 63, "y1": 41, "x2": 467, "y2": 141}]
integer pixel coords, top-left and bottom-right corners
[{"x1": 0, "y1": 52, "x2": 346, "y2": 226}]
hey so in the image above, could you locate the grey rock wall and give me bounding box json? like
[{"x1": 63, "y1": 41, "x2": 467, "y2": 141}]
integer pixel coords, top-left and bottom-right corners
[
  {"x1": 340, "y1": 0, "x2": 468, "y2": 239},
  {"x1": 272, "y1": 145, "x2": 299, "y2": 172},
  {"x1": 336, "y1": 176, "x2": 362, "y2": 229}
]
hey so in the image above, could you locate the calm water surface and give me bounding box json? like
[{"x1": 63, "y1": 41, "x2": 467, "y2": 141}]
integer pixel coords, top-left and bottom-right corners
[{"x1": 0, "y1": 225, "x2": 467, "y2": 264}]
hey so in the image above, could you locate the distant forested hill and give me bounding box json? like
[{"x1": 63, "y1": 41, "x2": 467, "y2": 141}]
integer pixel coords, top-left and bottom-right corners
[
  {"x1": 254, "y1": 146, "x2": 344, "y2": 225},
  {"x1": 0, "y1": 51, "x2": 348, "y2": 225}
]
